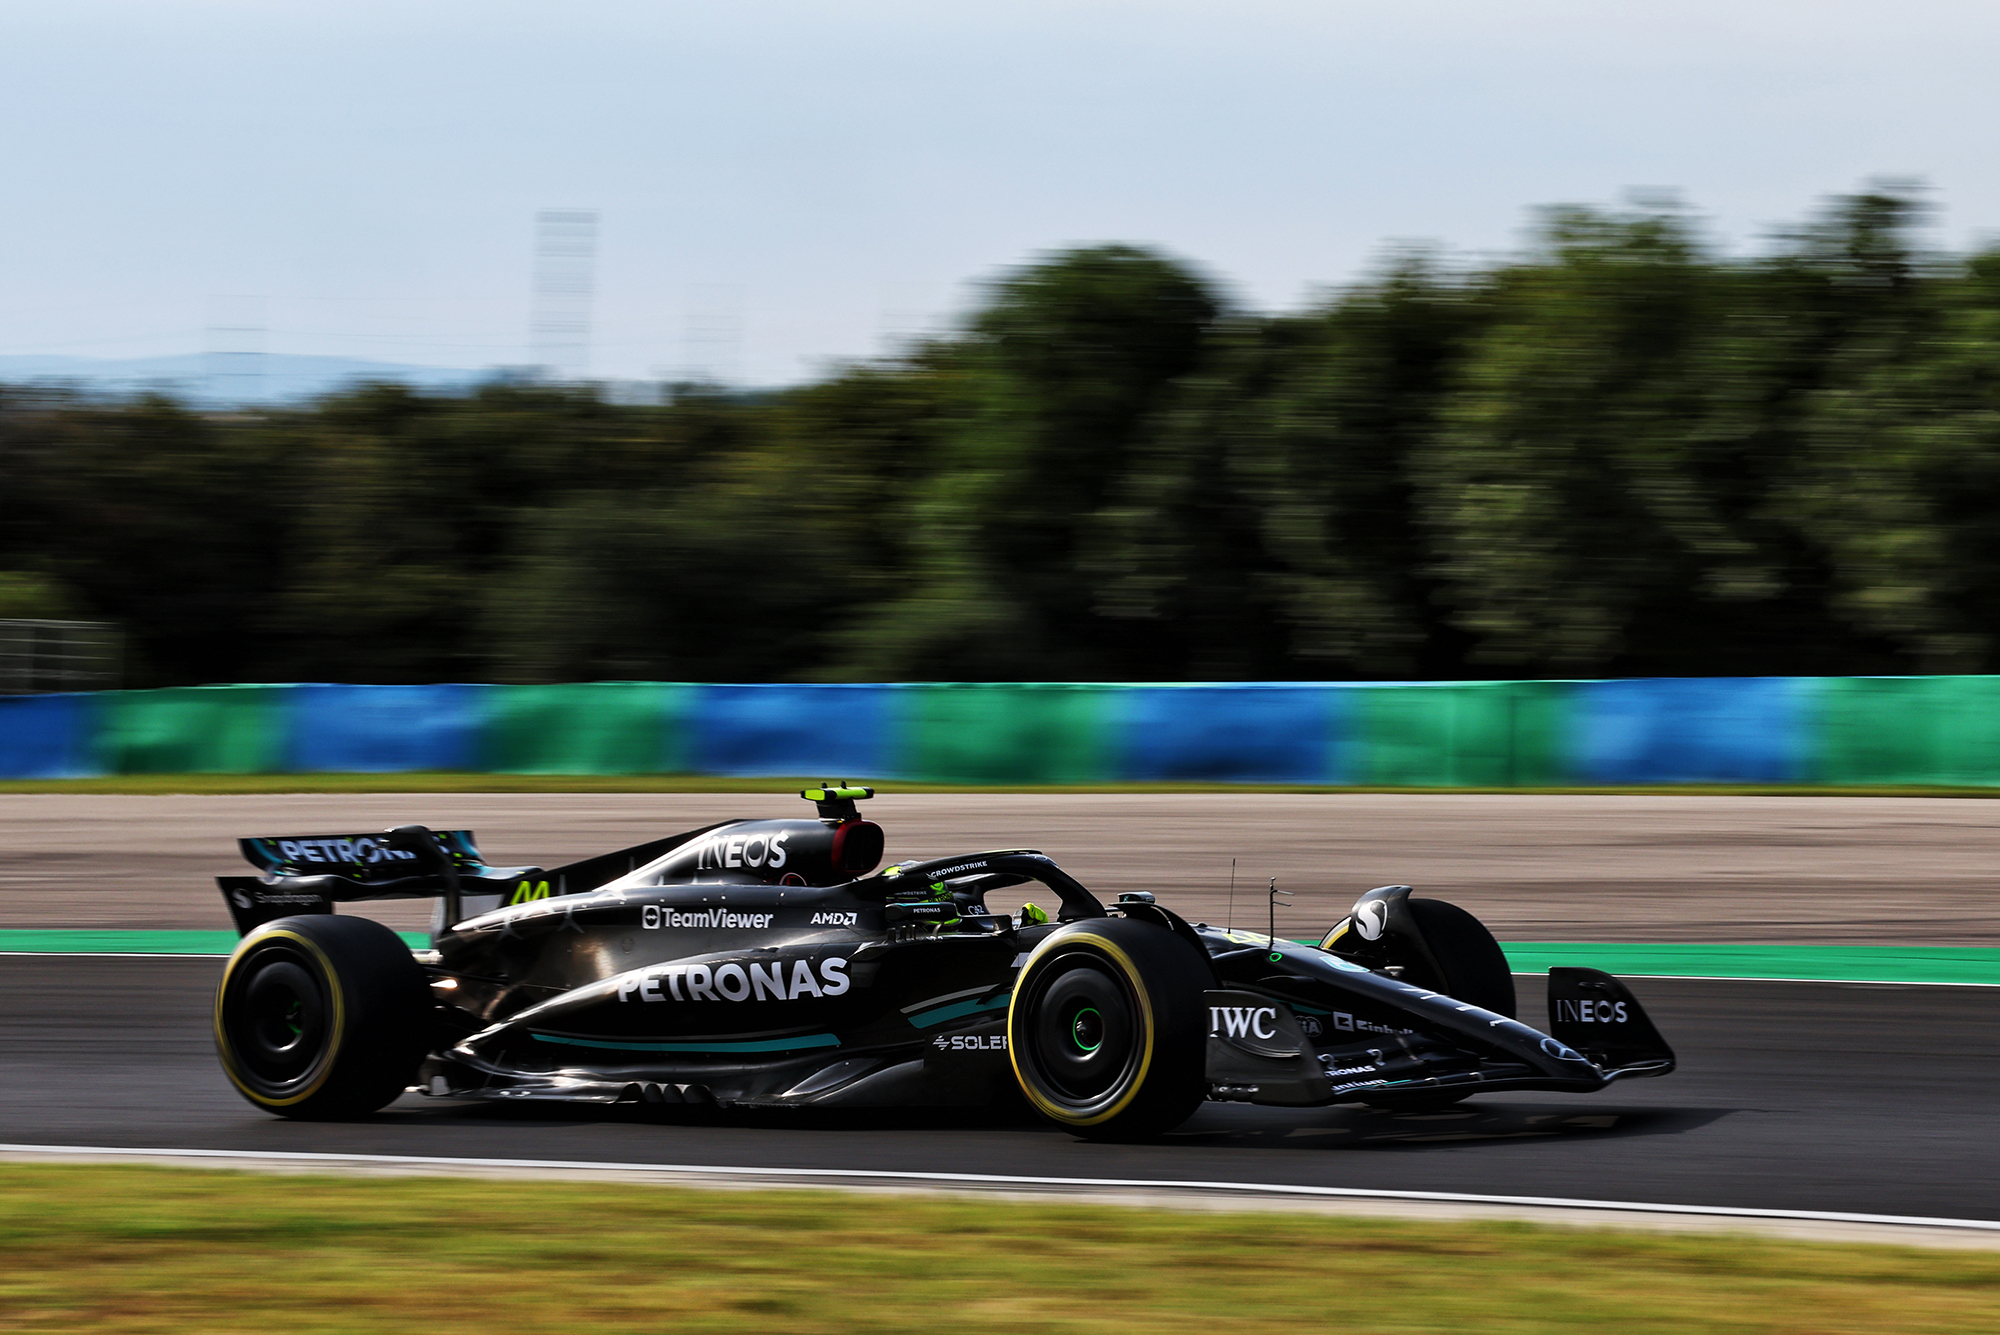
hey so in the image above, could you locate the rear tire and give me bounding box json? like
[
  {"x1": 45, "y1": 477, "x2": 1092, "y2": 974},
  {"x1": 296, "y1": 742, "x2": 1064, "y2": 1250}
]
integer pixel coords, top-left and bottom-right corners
[
  {"x1": 214, "y1": 915, "x2": 430, "y2": 1120},
  {"x1": 1008, "y1": 918, "x2": 1206, "y2": 1141}
]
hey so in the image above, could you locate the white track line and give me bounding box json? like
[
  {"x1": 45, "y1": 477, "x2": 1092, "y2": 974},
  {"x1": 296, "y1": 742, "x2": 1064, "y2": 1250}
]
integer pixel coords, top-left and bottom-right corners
[{"x1": 2, "y1": 1143, "x2": 1995, "y2": 1235}]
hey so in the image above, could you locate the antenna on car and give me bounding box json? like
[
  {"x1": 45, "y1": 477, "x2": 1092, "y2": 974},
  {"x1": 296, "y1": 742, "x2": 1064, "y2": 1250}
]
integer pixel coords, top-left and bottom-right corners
[
  {"x1": 1226, "y1": 857, "x2": 1237, "y2": 932},
  {"x1": 802, "y1": 781, "x2": 875, "y2": 821},
  {"x1": 1268, "y1": 877, "x2": 1291, "y2": 960}
]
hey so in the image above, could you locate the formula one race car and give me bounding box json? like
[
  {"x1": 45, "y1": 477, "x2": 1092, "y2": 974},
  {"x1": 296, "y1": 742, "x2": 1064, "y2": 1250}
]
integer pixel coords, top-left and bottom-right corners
[{"x1": 213, "y1": 788, "x2": 1676, "y2": 1138}]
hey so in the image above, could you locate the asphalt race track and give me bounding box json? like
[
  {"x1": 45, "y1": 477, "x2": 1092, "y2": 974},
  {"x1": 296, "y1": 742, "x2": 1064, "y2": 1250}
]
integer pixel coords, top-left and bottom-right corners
[
  {"x1": 7, "y1": 793, "x2": 2000, "y2": 1226},
  {"x1": 5, "y1": 954, "x2": 1996, "y2": 1223}
]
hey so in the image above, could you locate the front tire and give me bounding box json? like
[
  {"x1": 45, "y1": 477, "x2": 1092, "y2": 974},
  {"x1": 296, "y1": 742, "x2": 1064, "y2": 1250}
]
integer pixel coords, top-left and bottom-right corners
[
  {"x1": 1008, "y1": 918, "x2": 1206, "y2": 1140},
  {"x1": 214, "y1": 915, "x2": 430, "y2": 1120},
  {"x1": 1362, "y1": 897, "x2": 1513, "y2": 1112},
  {"x1": 1407, "y1": 897, "x2": 1515, "y2": 1018}
]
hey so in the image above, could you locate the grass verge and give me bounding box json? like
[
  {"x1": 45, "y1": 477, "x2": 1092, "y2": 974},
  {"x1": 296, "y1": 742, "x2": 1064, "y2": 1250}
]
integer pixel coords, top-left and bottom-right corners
[
  {"x1": 2, "y1": 1165, "x2": 1999, "y2": 1333},
  {"x1": 5, "y1": 772, "x2": 2000, "y2": 796}
]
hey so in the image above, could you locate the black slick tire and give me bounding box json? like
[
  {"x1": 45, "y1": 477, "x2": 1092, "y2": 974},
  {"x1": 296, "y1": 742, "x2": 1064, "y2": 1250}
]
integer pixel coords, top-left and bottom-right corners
[
  {"x1": 1364, "y1": 897, "x2": 1514, "y2": 1112},
  {"x1": 1007, "y1": 917, "x2": 1206, "y2": 1141},
  {"x1": 1407, "y1": 897, "x2": 1515, "y2": 1018},
  {"x1": 214, "y1": 914, "x2": 431, "y2": 1120}
]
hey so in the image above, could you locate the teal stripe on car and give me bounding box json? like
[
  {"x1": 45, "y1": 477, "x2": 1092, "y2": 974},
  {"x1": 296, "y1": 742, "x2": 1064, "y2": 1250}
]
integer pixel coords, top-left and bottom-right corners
[
  {"x1": 906, "y1": 993, "x2": 1011, "y2": 1027},
  {"x1": 533, "y1": 1032, "x2": 841, "y2": 1053}
]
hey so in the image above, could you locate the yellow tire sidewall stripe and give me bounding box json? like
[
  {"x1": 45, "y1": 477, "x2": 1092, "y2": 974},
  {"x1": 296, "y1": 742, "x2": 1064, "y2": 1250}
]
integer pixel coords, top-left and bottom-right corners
[
  {"x1": 214, "y1": 927, "x2": 347, "y2": 1108},
  {"x1": 1008, "y1": 930, "x2": 1157, "y2": 1128}
]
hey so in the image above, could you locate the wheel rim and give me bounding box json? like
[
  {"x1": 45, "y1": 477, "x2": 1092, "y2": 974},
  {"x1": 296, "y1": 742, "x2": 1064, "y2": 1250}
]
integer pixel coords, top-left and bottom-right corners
[
  {"x1": 1020, "y1": 951, "x2": 1144, "y2": 1113},
  {"x1": 220, "y1": 941, "x2": 335, "y2": 1099},
  {"x1": 1070, "y1": 1007, "x2": 1103, "y2": 1053}
]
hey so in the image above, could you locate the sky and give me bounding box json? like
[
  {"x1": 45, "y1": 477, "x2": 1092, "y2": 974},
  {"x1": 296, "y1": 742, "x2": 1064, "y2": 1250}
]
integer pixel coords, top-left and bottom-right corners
[{"x1": 3, "y1": 0, "x2": 1997, "y2": 385}]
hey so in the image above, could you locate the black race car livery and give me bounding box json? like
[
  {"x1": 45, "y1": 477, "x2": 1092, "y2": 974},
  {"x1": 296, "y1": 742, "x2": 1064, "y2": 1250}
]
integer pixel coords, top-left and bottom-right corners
[{"x1": 213, "y1": 787, "x2": 1675, "y2": 1137}]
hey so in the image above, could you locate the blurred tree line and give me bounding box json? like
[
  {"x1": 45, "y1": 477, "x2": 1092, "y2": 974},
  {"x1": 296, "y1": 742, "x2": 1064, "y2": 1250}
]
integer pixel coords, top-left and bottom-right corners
[{"x1": 7, "y1": 187, "x2": 2000, "y2": 688}]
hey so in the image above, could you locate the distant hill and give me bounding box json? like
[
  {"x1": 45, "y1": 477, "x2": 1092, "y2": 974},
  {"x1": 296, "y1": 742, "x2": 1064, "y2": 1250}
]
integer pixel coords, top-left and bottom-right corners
[{"x1": 0, "y1": 353, "x2": 497, "y2": 406}]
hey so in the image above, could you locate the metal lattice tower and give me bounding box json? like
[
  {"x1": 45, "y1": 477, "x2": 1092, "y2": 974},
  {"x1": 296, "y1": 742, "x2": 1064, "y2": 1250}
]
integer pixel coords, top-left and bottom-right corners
[
  {"x1": 203, "y1": 295, "x2": 266, "y2": 406},
  {"x1": 530, "y1": 210, "x2": 599, "y2": 381}
]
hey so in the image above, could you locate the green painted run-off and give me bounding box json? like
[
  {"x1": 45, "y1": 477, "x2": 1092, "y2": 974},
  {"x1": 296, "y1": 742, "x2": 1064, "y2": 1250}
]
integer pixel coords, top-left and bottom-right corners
[
  {"x1": 1503, "y1": 942, "x2": 2000, "y2": 987},
  {"x1": 0, "y1": 929, "x2": 430, "y2": 955},
  {"x1": 3, "y1": 930, "x2": 1998, "y2": 986}
]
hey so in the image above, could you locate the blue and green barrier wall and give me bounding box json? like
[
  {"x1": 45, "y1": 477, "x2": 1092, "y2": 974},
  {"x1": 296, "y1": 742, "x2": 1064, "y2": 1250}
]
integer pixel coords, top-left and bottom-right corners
[{"x1": 4, "y1": 676, "x2": 2000, "y2": 784}]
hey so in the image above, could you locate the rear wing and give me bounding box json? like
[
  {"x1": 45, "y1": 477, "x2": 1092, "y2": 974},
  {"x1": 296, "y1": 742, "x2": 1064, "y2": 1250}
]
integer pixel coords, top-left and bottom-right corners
[
  {"x1": 237, "y1": 829, "x2": 487, "y2": 880},
  {"x1": 217, "y1": 823, "x2": 722, "y2": 938},
  {"x1": 218, "y1": 826, "x2": 539, "y2": 937}
]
